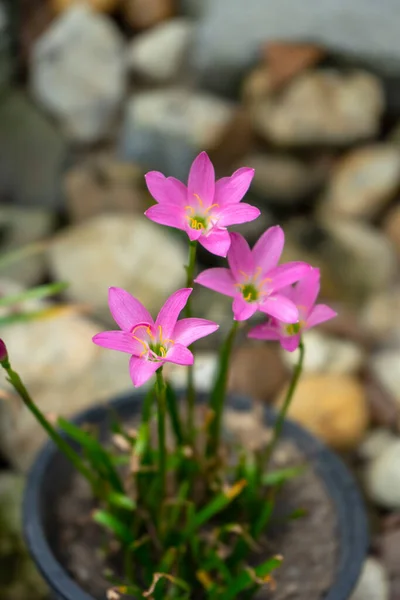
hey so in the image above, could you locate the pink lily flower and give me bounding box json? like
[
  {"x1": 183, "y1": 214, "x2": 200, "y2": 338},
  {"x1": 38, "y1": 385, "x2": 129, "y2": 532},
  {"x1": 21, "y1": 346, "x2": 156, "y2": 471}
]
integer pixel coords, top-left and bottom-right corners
[
  {"x1": 195, "y1": 227, "x2": 312, "y2": 322},
  {"x1": 93, "y1": 287, "x2": 219, "y2": 387},
  {"x1": 144, "y1": 151, "x2": 260, "y2": 257},
  {"x1": 248, "y1": 268, "x2": 337, "y2": 351}
]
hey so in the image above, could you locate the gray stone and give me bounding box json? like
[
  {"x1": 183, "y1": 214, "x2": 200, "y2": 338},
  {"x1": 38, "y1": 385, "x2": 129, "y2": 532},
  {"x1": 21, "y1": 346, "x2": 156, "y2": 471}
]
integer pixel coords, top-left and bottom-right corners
[
  {"x1": 30, "y1": 4, "x2": 126, "y2": 142},
  {"x1": 0, "y1": 205, "x2": 55, "y2": 285},
  {"x1": 127, "y1": 18, "x2": 194, "y2": 82},
  {"x1": 350, "y1": 558, "x2": 389, "y2": 600},
  {"x1": 0, "y1": 90, "x2": 67, "y2": 208},
  {"x1": 0, "y1": 2, "x2": 14, "y2": 89},
  {"x1": 178, "y1": 0, "x2": 206, "y2": 17},
  {"x1": 193, "y1": 0, "x2": 400, "y2": 93},
  {"x1": 370, "y1": 350, "x2": 400, "y2": 408},
  {"x1": 164, "y1": 352, "x2": 217, "y2": 392},
  {"x1": 359, "y1": 429, "x2": 398, "y2": 462},
  {"x1": 252, "y1": 70, "x2": 383, "y2": 146},
  {"x1": 321, "y1": 145, "x2": 400, "y2": 220},
  {"x1": 361, "y1": 287, "x2": 400, "y2": 345},
  {"x1": 48, "y1": 214, "x2": 187, "y2": 323},
  {"x1": 365, "y1": 441, "x2": 400, "y2": 509},
  {"x1": 119, "y1": 87, "x2": 235, "y2": 179}
]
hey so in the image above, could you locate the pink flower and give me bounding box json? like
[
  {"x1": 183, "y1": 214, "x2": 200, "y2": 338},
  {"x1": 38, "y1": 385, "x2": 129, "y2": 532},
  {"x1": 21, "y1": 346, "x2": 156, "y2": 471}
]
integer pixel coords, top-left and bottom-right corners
[
  {"x1": 195, "y1": 227, "x2": 311, "y2": 322},
  {"x1": 93, "y1": 287, "x2": 219, "y2": 387},
  {"x1": 144, "y1": 151, "x2": 259, "y2": 257},
  {"x1": 248, "y1": 268, "x2": 337, "y2": 351}
]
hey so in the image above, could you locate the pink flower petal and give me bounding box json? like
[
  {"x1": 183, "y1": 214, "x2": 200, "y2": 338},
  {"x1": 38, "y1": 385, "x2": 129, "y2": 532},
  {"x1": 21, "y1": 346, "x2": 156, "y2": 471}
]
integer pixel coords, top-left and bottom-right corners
[
  {"x1": 217, "y1": 203, "x2": 260, "y2": 227},
  {"x1": 232, "y1": 296, "x2": 258, "y2": 321},
  {"x1": 268, "y1": 262, "x2": 312, "y2": 292},
  {"x1": 252, "y1": 226, "x2": 284, "y2": 274},
  {"x1": 92, "y1": 331, "x2": 142, "y2": 354},
  {"x1": 228, "y1": 233, "x2": 255, "y2": 280},
  {"x1": 248, "y1": 323, "x2": 281, "y2": 341},
  {"x1": 108, "y1": 287, "x2": 153, "y2": 332},
  {"x1": 187, "y1": 152, "x2": 215, "y2": 207},
  {"x1": 155, "y1": 288, "x2": 192, "y2": 339},
  {"x1": 184, "y1": 222, "x2": 204, "y2": 241},
  {"x1": 165, "y1": 343, "x2": 194, "y2": 366},
  {"x1": 145, "y1": 203, "x2": 185, "y2": 230},
  {"x1": 214, "y1": 167, "x2": 255, "y2": 206},
  {"x1": 260, "y1": 294, "x2": 299, "y2": 323},
  {"x1": 306, "y1": 304, "x2": 337, "y2": 329},
  {"x1": 199, "y1": 228, "x2": 231, "y2": 257},
  {"x1": 145, "y1": 172, "x2": 187, "y2": 206},
  {"x1": 129, "y1": 356, "x2": 161, "y2": 387},
  {"x1": 292, "y1": 268, "x2": 321, "y2": 314},
  {"x1": 280, "y1": 334, "x2": 301, "y2": 352},
  {"x1": 195, "y1": 268, "x2": 236, "y2": 297},
  {"x1": 172, "y1": 318, "x2": 219, "y2": 346}
]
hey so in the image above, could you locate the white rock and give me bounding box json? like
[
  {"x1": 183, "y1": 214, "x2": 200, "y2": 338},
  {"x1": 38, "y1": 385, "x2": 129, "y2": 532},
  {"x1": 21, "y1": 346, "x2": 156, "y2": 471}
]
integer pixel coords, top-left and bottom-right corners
[
  {"x1": 365, "y1": 441, "x2": 400, "y2": 509},
  {"x1": 127, "y1": 18, "x2": 194, "y2": 82},
  {"x1": 358, "y1": 429, "x2": 398, "y2": 461},
  {"x1": 361, "y1": 287, "x2": 400, "y2": 345},
  {"x1": 321, "y1": 145, "x2": 400, "y2": 220},
  {"x1": 48, "y1": 214, "x2": 187, "y2": 323},
  {"x1": 164, "y1": 352, "x2": 217, "y2": 392},
  {"x1": 282, "y1": 330, "x2": 365, "y2": 375},
  {"x1": 252, "y1": 70, "x2": 383, "y2": 146},
  {"x1": 30, "y1": 4, "x2": 126, "y2": 142},
  {"x1": 370, "y1": 350, "x2": 400, "y2": 406},
  {"x1": 350, "y1": 558, "x2": 390, "y2": 600},
  {"x1": 194, "y1": 0, "x2": 400, "y2": 93}
]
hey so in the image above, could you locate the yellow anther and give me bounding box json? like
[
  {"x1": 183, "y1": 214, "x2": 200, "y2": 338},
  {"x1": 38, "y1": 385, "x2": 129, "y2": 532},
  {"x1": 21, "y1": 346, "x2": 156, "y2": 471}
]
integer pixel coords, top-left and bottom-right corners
[
  {"x1": 197, "y1": 222, "x2": 204, "y2": 230},
  {"x1": 238, "y1": 270, "x2": 249, "y2": 280},
  {"x1": 254, "y1": 266, "x2": 262, "y2": 279},
  {"x1": 158, "y1": 325, "x2": 164, "y2": 341},
  {"x1": 133, "y1": 335, "x2": 148, "y2": 354},
  {"x1": 261, "y1": 277, "x2": 272, "y2": 285},
  {"x1": 185, "y1": 205, "x2": 195, "y2": 215},
  {"x1": 244, "y1": 292, "x2": 253, "y2": 301},
  {"x1": 193, "y1": 193, "x2": 204, "y2": 207},
  {"x1": 159, "y1": 346, "x2": 167, "y2": 357},
  {"x1": 234, "y1": 283, "x2": 245, "y2": 290},
  {"x1": 146, "y1": 326, "x2": 154, "y2": 339},
  {"x1": 204, "y1": 203, "x2": 219, "y2": 213}
]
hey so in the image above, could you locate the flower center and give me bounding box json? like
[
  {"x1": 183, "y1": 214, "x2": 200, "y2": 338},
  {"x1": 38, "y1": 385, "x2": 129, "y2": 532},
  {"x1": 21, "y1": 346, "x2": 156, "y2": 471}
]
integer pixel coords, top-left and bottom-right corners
[
  {"x1": 241, "y1": 283, "x2": 259, "y2": 302},
  {"x1": 235, "y1": 267, "x2": 271, "y2": 303},
  {"x1": 285, "y1": 322, "x2": 302, "y2": 336},
  {"x1": 132, "y1": 325, "x2": 174, "y2": 361},
  {"x1": 185, "y1": 194, "x2": 219, "y2": 232},
  {"x1": 188, "y1": 215, "x2": 207, "y2": 230}
]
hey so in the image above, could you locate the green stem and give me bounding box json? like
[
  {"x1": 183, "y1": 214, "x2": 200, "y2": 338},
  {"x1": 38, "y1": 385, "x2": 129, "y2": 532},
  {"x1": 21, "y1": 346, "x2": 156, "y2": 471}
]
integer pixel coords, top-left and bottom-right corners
[
  {"x1": 206, "y1": 320, "x2": 239, "y2": 458},
  {"x1": 263, "y1": 339, "x2": 305, "y2": 471},
  {"x1": 0, "y1": 358, "x2": 98, "y2": 492},
  {"x1": 155, "y1": 368, "x2": 167, "y2": 499},
  {"x1": 184, "y1": 240, "x2": 197, "y2": 441}
]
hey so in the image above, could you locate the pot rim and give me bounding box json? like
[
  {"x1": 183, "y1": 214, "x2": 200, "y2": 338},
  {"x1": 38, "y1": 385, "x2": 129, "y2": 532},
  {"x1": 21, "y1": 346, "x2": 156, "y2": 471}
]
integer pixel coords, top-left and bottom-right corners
[{"x1": 23, "y1": 391, "x2": 368, "y2": 600}]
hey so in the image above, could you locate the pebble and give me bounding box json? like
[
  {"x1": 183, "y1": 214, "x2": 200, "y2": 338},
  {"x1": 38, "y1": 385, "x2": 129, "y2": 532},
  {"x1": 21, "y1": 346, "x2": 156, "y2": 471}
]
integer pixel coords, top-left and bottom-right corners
[
  {"x1": 350, "y1": 558, "x2": 389, "y2": 600},
  {"x1": 365, "y1": 441, "x2": 400, "y2": 509},
  {"x1": 361, "y1": 287, "x2": 400, "y2": 345},
  {"x1": 383, "y1": 203, "x2": 400, "y2": 259},
  {"x1": 30, "y1": 4, "x2": 126, "y2": 142},
  {"x1": 127, "y1": 18, "x2": 194, "y2": 82},
  {"x1": 282, "y1": 331, "x2": 365, "y2": 376},
  {"x1": 276, "y1": 374, "x2": 369, "y2": 450},
  {"x1": 121, "y1": 0, "x2": 175, "y2": 29},
  {"x1": 252, "y1": 70, "x2": 383, "y2": 146},
  {"x1": 358, "y1": 428, "x2": 398, "y2": 461},
  {"x1": 321, "y1": 145, "x2": 400, "y2": 220},
  {"x1": 47, "y1": 214, "x2": 187, "y2": 323},
  {"x1": 52, "y1": 0, "x2": 119, "y2": 12},
  {"x1": 370, "y1": 350, "x2": 400, "y2": 408}
]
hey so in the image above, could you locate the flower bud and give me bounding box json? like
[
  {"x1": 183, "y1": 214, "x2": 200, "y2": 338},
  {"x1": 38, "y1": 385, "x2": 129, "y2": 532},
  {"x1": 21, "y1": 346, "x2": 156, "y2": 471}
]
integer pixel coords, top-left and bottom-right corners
[{"x1": 0, "y1": 338, "x2": 8, "y2": 363}]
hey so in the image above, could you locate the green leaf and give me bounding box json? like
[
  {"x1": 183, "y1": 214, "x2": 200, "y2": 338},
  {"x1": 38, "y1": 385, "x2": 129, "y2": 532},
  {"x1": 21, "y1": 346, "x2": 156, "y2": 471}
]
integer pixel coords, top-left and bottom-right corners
[
  {"x1": 262, "y1": 465, "x2": 306, "y2": 486},
  {"x1": 165, "y1": 382, "x2": 183, "y2": 445},
  {"x1": 186, "y1": 480, "x2": 247, "y2": 534},
  {"x1": 252, "y1": 495, "x2": 275, "y2": 538},
  {"x1": 92, "y1": 510, "x2": 135, "y2": 545},
  {"x1": 107, "y1": 492, "x2": 136, "y2": 512},
  {"x1": 0, "y1": 282, "x2": 68, "y2": 307},
  {"x1": 221, "y1": 556, "x2": 283, "y2": 600},
  {"x1": 0, "y1": 240, "x2": 48, "y2": 271}
]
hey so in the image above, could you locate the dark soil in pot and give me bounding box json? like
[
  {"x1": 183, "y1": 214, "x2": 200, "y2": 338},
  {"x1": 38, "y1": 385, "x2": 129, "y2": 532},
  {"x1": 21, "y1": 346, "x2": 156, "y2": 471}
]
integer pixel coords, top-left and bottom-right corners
[{"x1": 24, "y1": 392, "x2": 368, "y2": 600}]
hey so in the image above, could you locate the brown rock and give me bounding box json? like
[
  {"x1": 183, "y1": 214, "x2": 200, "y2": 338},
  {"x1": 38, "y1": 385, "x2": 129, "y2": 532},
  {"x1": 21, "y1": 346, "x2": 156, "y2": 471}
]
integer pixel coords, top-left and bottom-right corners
[
  {"x1": 52, "y1": 0, "x2": 120, "y2": 12},
  {"x1": 276, "y1": 374, "x2": 369, "y2": 450},
  {"x1": 263, "y1": 41, "x2": 325, "y2": 91},
  {"x1": 365, "y1": 376, "x2": 399, "y2": 429},
  {"x1": 228, "y1": 343, "x2": 289, "y2": 402},
  {"x1": 208, "y1": 109, "x2": 255, "y2": 173},
  {"x1": 242, "y1": 66, "x2": 272, "y2": 105},
  {"x1": 121, "y1": 0, "x2": 175, "y2": 29},
  {"x1": 383, "y1": 203, "x2": 400, "y2": 259}
]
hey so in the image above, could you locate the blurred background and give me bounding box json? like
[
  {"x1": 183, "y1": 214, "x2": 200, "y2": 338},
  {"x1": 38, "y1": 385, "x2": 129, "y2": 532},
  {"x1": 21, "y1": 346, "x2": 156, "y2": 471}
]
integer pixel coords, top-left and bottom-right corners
[{"x1": 0, "y1": 0, "x2": 400, "y2": 598}]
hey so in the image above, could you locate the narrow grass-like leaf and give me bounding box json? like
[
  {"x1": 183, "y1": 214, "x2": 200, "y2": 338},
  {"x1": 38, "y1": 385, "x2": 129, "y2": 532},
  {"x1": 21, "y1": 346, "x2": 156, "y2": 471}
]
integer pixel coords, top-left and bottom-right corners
[
  {"x1": 107, "y1": 492, "x2": 136, "y2": 512},
  {"x1": 186, "y1": 480, "x2": 247, "y2": 534},
  {"x1": 221, "y1": 556, "x2": 282, "y2": 600},
  {"x1": 261, "y1": 465, "x2": 306, "y2": 486},
  {"x1": 0, "y1": 282, "x2": 68, "y2": 307},
  {"x1": 165, "y1": 382, "x2": 183, "y2": 445},
  {"x1": 93, "y1": 510, "x2": 135, "y2": 545}
]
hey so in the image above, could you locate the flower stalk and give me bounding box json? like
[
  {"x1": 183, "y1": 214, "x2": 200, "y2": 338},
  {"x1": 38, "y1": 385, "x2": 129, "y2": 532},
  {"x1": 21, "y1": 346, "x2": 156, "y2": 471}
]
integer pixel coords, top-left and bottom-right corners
[
  {"x1": 155, "y1": 368, "x2": 167, "y2": 499},
  {"x1": 185, "y1": 240, "x2": 197, "y2": 441}
]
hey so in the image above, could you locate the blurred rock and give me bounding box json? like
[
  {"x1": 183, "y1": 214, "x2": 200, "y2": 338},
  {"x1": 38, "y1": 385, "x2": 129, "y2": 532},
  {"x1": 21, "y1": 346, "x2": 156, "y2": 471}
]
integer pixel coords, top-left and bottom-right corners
[
  {"x1": 0, "y1": 1, "x2": 14, "y2": 89},
  {"x1": 361, "y1": 287, "x2": 400, "y2": 346},
  {"x1": 48, "y1": 214, "x2": 186, "y2": 322},
  {"x1": 119, "y1": 88, "x2": 235, "y2": 179},
  {"x1": 0, "y1": 205, "x2": 55, "y2": 286},
  {"x1": 350, "y1": 558, "x2": 389, "y2": 600},
  {"x1": 121, "y1": 0, "x2": 175, "y2": 29},
  {"x1": 359, "y1": 428, "x2": 398, "y2": 461},
  {"x1": 370, "y1": 350, "x2": 400, "y2": 408},
  {"x1": 321, "y1": 145, "x2": 400, "y2": 220},
  {"x1": 178, "y1": 0, "x2": 204, "y2": 16},
  {"x1": 164, "y1": 352, "x2": 217, "y2": 393},
  {"x1": 228, "y1": 343, "x2": 288, "y2": 402},
  {"x1": 276, "y1": 374, "x2": 369, "y2": 450},
  {"x1": 380, "y1": 524, "x2": 400, "y2": 591},
  {"x1": 193, "y1": 0, "x2": 400, "y2": 93},
  {"x1": 317, "y1": 305, "x2": 370, "y2": 347},
  {"x1": 282, "y1": 330, "x2": 365, "y2": 376},
  {"x1": 242, "y1": 153, "x2": 327, "y2": 205},
  {"x1": 242, "y1": 66, "x2": 272, "y2": 106},
  {"x1": 0, "y1": 90, "x2": 66, "y2": 208},
  {"x1": 0, "y1": 472, "x2": 48, "y2": 599},
  {"x1": 365, "y1": 377, "x2": 400, "y2": 429},
  {"x1": 263, "y1": 41, "x2": 325, "y2": 91},
  {"x1": 224, "y1": 404, "x2": 271, "y2": 452},
  {"x1": 365, "y1": 441, "x2": 400, "y2": 509},
  {"x1": 252, "y1": 70, "x2": 383, "y2": 146},
  {"x1": 52, "y1": 0, "x2": 120, "y2": 12},
  {"x1": 208, "y1": 109, "x2": 255, "y2": 173},
  {"x1": 127, "y1": 18, "x2": 193, "y2": 82},
  {"x1": 383, "y1": 203, "x2": 400, "y2": 259},
  {"x1": 64, "y1": 153, "x2": 146, "y2": 222},
  {"x1": 30, "y1": 4, "x2": 126, "y2": 143}
]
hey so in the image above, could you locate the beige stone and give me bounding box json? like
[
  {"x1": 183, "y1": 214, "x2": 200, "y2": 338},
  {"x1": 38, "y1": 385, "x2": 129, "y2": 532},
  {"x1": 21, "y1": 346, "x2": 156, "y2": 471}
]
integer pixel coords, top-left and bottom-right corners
[
  {"x1": 122, "y1": 0, "x2": 175, "y2": 29},
  {"x1": 52, "y1": 0, "x2": 119, "y2": 13},
  {"x1": 276, "y1": 374, "x2": 369, "y2": 449},
  {"x1": 383, "y1": 203, "x2": 400, "y2": 258}
]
